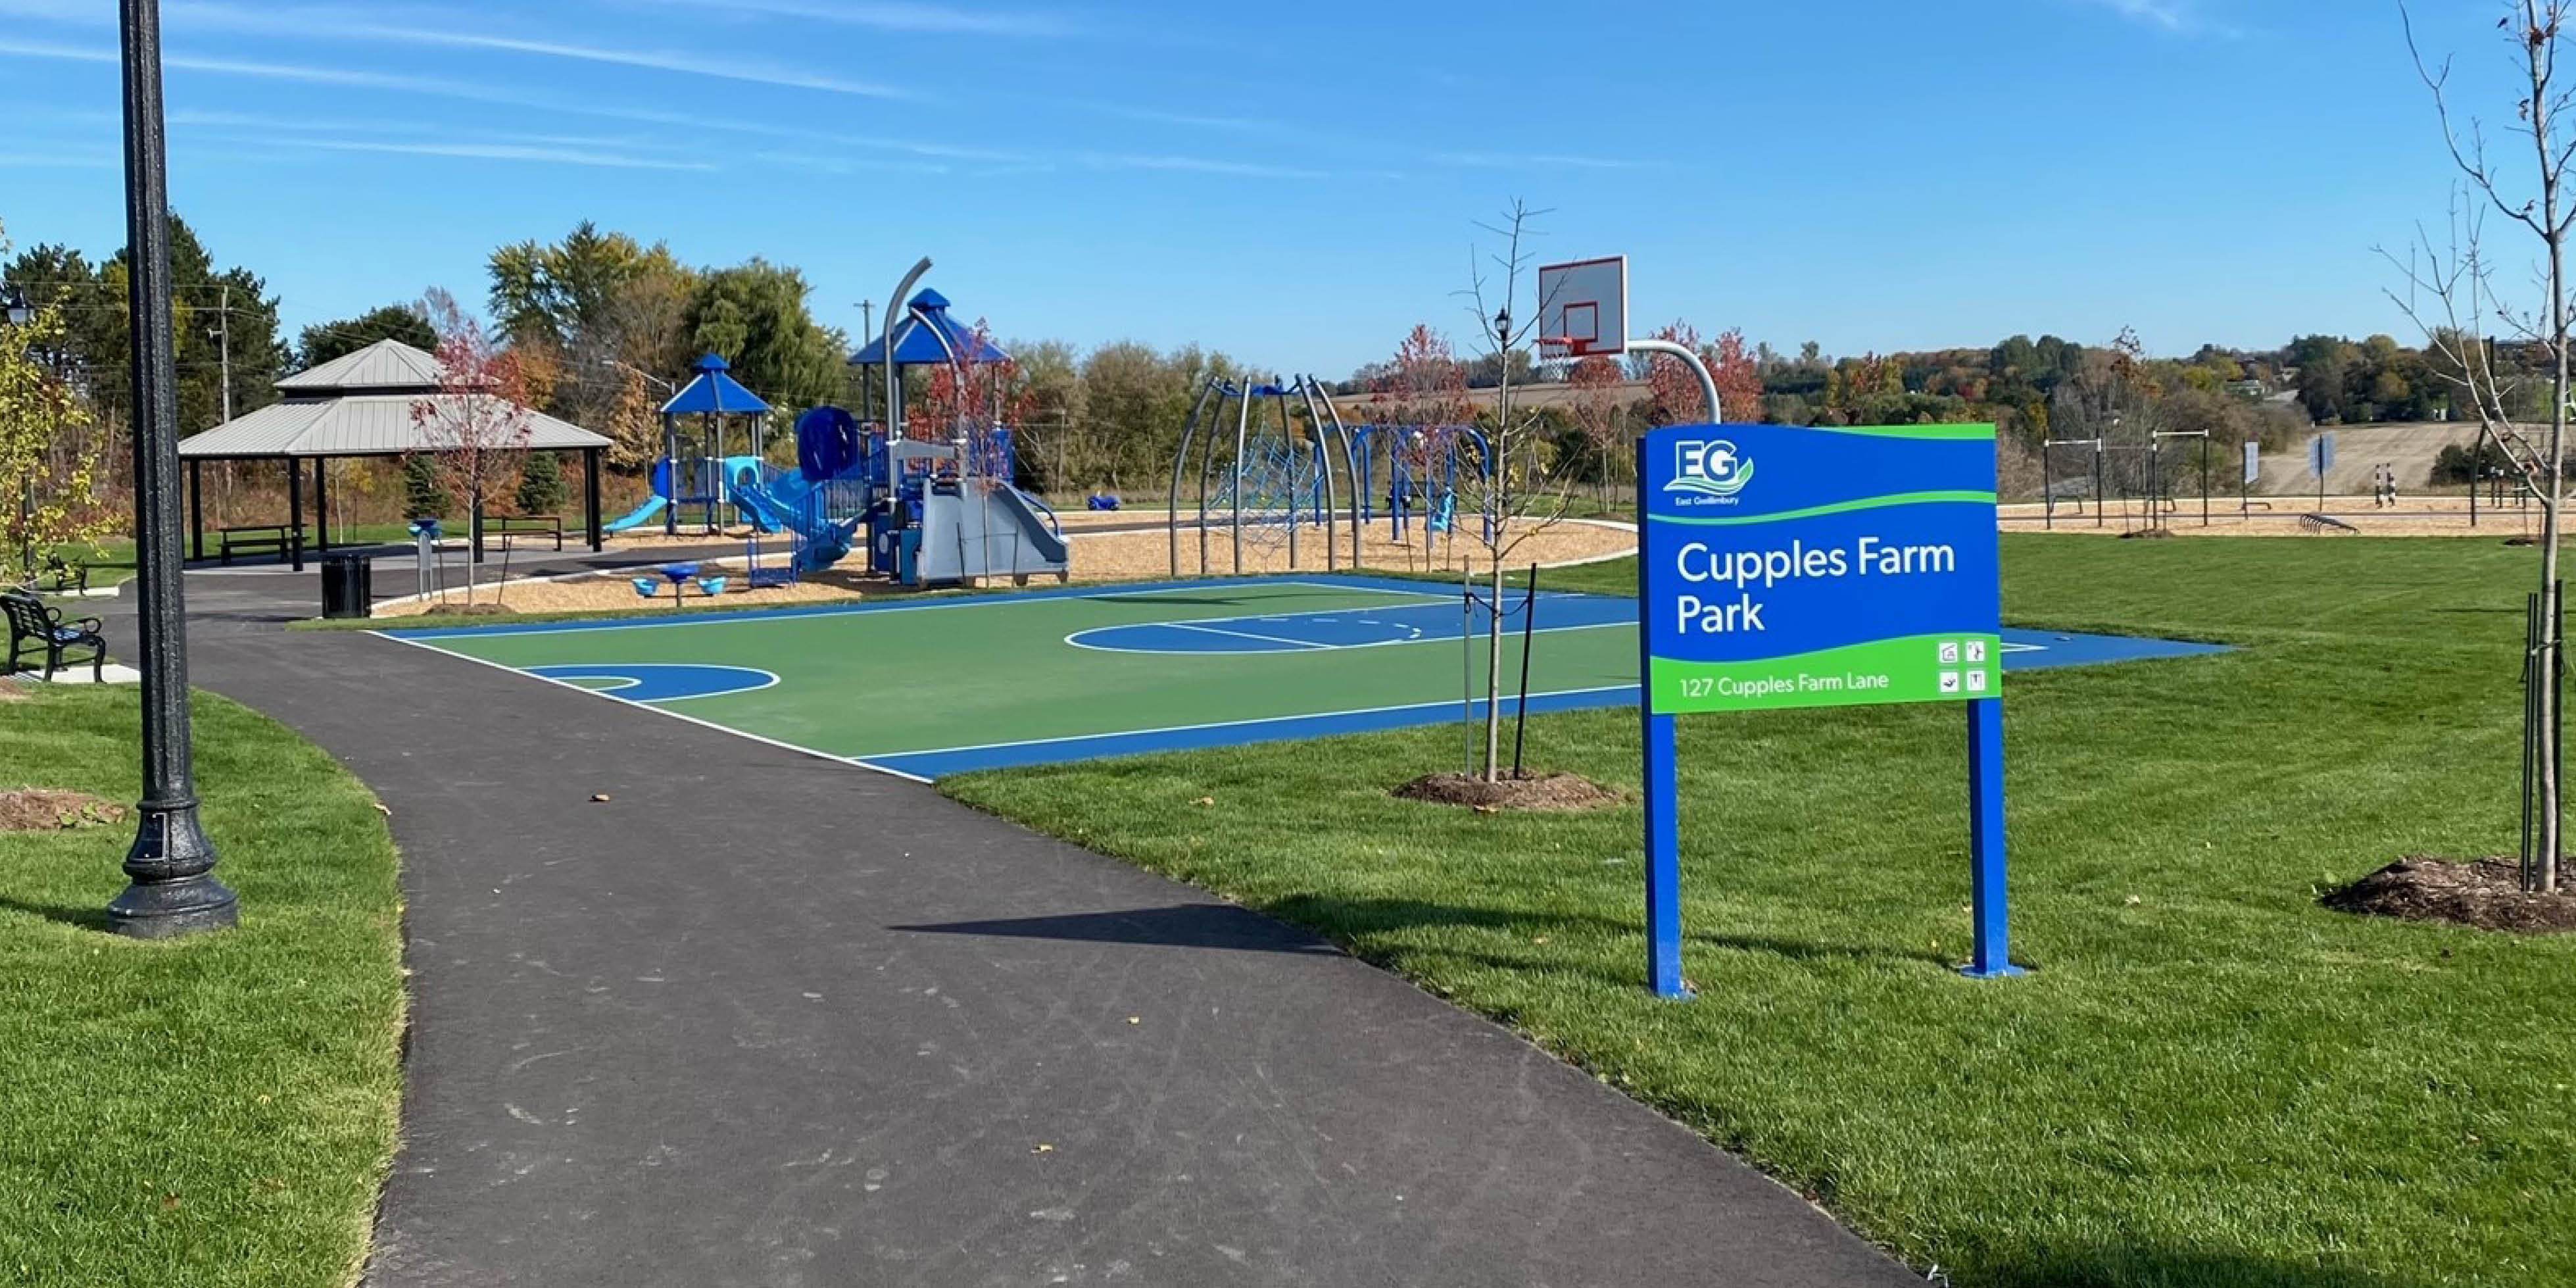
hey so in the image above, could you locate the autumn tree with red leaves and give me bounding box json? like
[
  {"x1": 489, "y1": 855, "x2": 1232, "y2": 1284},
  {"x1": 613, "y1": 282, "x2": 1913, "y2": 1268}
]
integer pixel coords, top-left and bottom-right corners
[
  {"x1": 1565, "y1": 355, "x2": 1628, "y2": 503},
  {"x1": 913, "y1": 316, "x2": 1036, "y2": 483},
  {"x1": 411, "y1": 287, "x2": 534, "y2": 605},
  {"x1": 1711, "y1": 328, "x2": 1764, "y2": 424}
]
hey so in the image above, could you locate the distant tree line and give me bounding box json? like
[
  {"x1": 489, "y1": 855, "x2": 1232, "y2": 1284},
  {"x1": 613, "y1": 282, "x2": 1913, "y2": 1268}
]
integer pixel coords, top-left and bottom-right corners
[{"x1": 3, "y1": 212, "x2": 2514, "y2": 518}]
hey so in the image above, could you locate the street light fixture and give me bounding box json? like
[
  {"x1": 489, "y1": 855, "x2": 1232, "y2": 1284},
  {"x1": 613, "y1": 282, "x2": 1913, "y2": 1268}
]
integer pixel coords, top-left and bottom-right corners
[
  {"x1": 1, "y1": 285, "x2": 30, "y2": 328},
  {"x1": 597, "y1": 356, "x2": 675, "y2": 397},
  {"x1": 109, "y1": 0, "x2": 235, "y2": 939}
]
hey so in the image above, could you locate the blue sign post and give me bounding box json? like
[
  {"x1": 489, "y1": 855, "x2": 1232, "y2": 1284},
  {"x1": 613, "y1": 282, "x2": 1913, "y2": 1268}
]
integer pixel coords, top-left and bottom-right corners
[{"x1": 1636, "y1": 423, "x2": 2021, "y2": 997}]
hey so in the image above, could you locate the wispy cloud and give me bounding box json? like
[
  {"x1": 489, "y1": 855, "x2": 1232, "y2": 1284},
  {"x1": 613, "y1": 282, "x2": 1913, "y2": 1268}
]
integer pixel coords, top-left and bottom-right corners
[
  {"x1": 203, "y1": 134, "x2": 716, "y2": 170},
  {"x1": 2079, "y1": 0, "x2": 2235, "y2": 36},
  {"x1": 0, "y1": 30, "x2": 1342, "y2": 184},
  {"x1": 1073, "y1": 151, "x2": 1334, "y2": 180},
  {"x1": 0, "y1": 2, "x2": 919, "y2": 99},
  {"x1": 624, "y1": 0, "x2": 1080, "y2": 39},
  {"x1": 748, "y1": 149, "x2": 952, "y2": 176},
  {"x1": 0, "y1": 151, "x2": 114, "y2": 168},
  {"x1": 332, "y1": 25, "x2": 918, "y2": 99},
  {"x1": 168, "y1": 109, "x2": 665, "y2": 153},
  {"x1": 1431, "y1": 151, "x2": 1647, "y2": 172}
]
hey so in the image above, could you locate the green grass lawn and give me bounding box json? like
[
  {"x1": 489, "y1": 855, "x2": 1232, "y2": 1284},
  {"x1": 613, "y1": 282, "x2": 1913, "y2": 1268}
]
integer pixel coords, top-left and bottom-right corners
[
  {"x1": 945, "y1": 535, "x2": 2572, "y2": 1288},
  {"x1": 0, "y1": 687, "x2": 404, "y2": 1287}
]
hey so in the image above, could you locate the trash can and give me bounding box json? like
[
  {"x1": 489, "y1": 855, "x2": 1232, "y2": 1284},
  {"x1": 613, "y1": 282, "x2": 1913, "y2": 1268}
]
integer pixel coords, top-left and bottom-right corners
[{"x1": 320, "y1": 551, "x2": 374, "y2": 619}]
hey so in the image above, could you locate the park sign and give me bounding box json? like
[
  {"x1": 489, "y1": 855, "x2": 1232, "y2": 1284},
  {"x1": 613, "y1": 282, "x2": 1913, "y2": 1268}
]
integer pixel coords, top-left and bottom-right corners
[
  {"x1": 1634, "y1": 422, "x2": 2018, "y2": 998},
  {"x1": 1638, "y1": 423, "x2": 2002, "y2": 715}
]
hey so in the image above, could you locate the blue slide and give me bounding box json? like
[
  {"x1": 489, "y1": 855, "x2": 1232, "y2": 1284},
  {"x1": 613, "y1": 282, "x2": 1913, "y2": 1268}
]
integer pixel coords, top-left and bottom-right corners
[
  {"x1": 601, "y1": 495, "x2": 668, "y2": 534},
  {"x1": 733, "y1": 474, "x2": 860, "y2": 573}
]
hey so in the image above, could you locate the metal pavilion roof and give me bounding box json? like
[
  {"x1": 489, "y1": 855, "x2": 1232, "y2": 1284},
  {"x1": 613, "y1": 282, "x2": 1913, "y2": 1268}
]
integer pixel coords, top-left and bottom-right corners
[
  {"x1": 179, "y1": 338, "x2": 609, "y2": 459},
  {"x1": 271, "y1": 338, "x2": 447, "y2": 393},
  {"x1": 178, "y1": 396, "x2": 611, "y2": 460}
]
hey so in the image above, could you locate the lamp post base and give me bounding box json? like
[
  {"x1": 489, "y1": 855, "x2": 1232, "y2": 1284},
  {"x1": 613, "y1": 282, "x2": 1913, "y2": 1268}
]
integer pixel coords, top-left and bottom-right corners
[{"x1": 108, "y1": 803, "x2": 237, "y2": 939}]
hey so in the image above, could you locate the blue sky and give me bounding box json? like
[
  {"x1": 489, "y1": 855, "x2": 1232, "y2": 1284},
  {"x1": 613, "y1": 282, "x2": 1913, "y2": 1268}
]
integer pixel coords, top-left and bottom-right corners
[{"x1": 0, "y1": 1, "x2": 2519, "y2": 374}]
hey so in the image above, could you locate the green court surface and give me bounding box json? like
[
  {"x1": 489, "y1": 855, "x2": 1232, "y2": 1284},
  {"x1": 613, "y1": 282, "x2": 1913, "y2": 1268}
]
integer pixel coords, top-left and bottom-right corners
[
  {"x1": 383, "y1": 574, "x2": 2224, "y2": 779},
  {"x1": 382, "y1": 578, "x2": 1640, "y2": 779}
]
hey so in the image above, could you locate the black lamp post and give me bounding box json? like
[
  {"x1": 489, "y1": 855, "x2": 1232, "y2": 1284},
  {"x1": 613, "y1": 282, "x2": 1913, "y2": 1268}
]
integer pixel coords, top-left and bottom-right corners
[
  {"x1": 108, "y1": 0, "x2": 235, "y2": 939},
  {"x1": 5, "y1": 287, "x2": 31, "y2": 579}
]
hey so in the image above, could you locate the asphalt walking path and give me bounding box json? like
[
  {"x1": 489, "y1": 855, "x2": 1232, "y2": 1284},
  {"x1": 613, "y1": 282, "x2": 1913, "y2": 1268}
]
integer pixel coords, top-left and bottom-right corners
[{"x1": 117, "y1": 569, "x2": 1918, "y2": 1287}]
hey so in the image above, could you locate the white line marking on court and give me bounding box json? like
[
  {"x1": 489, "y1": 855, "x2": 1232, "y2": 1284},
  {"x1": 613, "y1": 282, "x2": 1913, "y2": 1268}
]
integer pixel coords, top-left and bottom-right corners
[
  {"x1": 863, "y1": 684, "x2": 1641, "y2": 762},
  {"x1": 1063, "y1": 619, "x2": 1630, "y2": 656},
  {"x1": 389, "y1": 580, "x2": 1247, "y2": 641},
  {"x1": 525, "y1": 664, "x2": 784, "y2": 702},
  {"x1": 1163, "y1": 622, "x2": 1334, "y2": 650},
  {"x1": 371, "y1": 633, "x2": 932, "y2": 784}
]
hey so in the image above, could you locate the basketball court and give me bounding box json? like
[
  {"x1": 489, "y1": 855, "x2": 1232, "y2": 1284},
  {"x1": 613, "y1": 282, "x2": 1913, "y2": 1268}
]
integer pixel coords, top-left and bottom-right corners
[{"x1": 379, "y1": 576, "x2": 2228, "y2": 780}]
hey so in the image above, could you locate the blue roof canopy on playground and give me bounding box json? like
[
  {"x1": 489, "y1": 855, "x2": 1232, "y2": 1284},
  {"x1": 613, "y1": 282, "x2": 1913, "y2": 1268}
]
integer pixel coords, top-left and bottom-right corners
[
  {"x1": 848, "y1": 289, "x2": 1011, "y2": 367},
  {"x1": 662, "y1": 354, "x2": 773, "y2": 417}
]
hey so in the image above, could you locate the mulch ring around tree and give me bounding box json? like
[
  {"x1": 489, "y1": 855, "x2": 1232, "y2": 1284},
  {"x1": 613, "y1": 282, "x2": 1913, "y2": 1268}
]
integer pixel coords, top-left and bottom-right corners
[
  {"x1": 2321, "y1": 857, "x2": 2576, "y2": 934},
  {"x1": 1393, "y1": 772, "x2": 1624, "y2": 813},
  {"x1": 0, "y1": 788, "x2": 128, "y2": 833}
]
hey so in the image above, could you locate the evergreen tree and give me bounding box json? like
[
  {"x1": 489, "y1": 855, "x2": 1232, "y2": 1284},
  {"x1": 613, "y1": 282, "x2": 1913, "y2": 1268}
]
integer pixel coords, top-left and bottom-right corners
[
  {"x1": 402, "y1": 453, "x2": 448, "y2": 520},
  {"x1": 514, "y1": 451, "x2": 566, "y2": 516}
]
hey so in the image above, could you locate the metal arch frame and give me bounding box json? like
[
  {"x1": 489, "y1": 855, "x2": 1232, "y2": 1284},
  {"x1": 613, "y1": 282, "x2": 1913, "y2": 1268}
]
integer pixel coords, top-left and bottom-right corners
[
  {"x1": 1294, "y1": 374, "x2": 1365, "y2": 574},
  {"x1": 1166, "y1": 374, "x2": 1365, "y2": 577},
  {"x1": 1167, "y1": 377, "x2": 1220, "y2": 576}
]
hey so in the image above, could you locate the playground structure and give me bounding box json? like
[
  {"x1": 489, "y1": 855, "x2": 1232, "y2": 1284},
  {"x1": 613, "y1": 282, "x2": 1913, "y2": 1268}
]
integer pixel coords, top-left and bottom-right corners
[
  {"x1": 1166, "y1": 375, "x2": 1500, "y2": 577},
  {"x1": 600, "y1": 354, "x2": 774, "y2": 538},
  {"x1": 595, "y1": 267, "x2": 1070, "y2": 590},
  {"x1": 853, "y1": 270, "x2": 1069, "y2": 587},
  {"x1": 1167, "y1": 374, "x2": 1359, "y2": 576}
]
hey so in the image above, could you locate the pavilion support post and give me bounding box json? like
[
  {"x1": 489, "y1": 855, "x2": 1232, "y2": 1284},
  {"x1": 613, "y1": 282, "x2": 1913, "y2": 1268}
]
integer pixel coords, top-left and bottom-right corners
[
  {"x1": 585, "y1": 447, "x2": 604, "y2": 551},
  {"x1": 187, "y1": 457, "x2": 203, "y2": 560},
  {"x1": 285, "y1": 457, "x2": 304, "y2": 572},
  {"x1": 313, "y1": 458, "x2": 328, "y2": 552}
]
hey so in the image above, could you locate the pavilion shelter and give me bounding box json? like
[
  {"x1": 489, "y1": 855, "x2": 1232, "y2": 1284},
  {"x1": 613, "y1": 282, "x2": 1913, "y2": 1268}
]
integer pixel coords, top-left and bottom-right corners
[{"x1": 177, "y1": 339, "x2": 612, "y2": 569}]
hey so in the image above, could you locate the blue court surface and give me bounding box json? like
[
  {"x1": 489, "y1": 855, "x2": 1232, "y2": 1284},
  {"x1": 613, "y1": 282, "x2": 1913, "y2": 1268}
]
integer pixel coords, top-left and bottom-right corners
[{"x1": 385, "y1": 576, "x2": 2230, "y2": 779}]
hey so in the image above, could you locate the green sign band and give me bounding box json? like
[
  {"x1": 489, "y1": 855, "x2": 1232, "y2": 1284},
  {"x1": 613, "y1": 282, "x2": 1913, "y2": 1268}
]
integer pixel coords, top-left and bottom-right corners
[
  {"x1": 1649, "y1": 490, "x2": 1999, "y2": 528},
  {"x1": 1648, "y1": 632, "x2": 2003, "y2": 714}
]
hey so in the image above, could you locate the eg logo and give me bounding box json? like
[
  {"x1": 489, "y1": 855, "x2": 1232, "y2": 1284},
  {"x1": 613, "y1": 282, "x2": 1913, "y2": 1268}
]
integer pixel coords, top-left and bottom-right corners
[{"x1": 1666, "y1": 439, "x2": 1754, "y2": 499}]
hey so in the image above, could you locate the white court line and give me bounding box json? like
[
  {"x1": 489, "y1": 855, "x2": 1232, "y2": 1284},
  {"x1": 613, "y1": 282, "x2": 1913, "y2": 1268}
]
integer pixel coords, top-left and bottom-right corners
[
  {"x1": 372, "y1": 633, "x2": 932, "y2": 784},
  {"x1": 865, "y1": 683, "x2": 1643, "y2": 762},
  {"x1": 386, "y1": 579, "x2": 1262, "y2": 641},
  {"x1": 527, "y1": 664, "x2": 785, "y2": 703},
  {"x1": 1163, "y1": 621, "x2": 1335, "y2": 650},
  {"x1": 1063, "y1": 618, "x2": 1630, "y2": 656}
]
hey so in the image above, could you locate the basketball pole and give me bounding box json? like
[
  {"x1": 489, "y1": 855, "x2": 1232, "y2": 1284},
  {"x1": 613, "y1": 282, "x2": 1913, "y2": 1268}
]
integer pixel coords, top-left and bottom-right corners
[{"x1": 1625, "y1": 338, "x2": 1720, "y2": 422}]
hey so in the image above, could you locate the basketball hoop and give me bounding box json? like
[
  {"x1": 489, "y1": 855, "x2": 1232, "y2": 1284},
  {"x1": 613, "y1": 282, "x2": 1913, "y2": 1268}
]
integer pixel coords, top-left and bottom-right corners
[{"x1": 1535, "y1": 256, "x2": 1627, "y2": 362}]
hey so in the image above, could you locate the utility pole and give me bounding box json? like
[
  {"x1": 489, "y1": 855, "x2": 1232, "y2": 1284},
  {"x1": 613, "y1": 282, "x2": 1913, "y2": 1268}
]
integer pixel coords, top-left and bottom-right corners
[{"x1": 215, "y1": 283, "x2": 231, "y2": 426}]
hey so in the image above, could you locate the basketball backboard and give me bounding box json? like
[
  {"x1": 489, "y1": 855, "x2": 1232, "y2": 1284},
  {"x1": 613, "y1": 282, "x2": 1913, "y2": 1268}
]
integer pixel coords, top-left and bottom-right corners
[{"x1": 1536, "y1": 255, "x2": 1627, "y2": 360}]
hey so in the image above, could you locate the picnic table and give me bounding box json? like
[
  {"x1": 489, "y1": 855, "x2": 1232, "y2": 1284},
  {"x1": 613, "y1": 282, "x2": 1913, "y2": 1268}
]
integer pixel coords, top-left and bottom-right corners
[
  {"x1": 486, "y1": 514, "x2": 564, "y2": 551},
  {"x1": 216, "y1": 524, "x2": 314, "y2": 565}
]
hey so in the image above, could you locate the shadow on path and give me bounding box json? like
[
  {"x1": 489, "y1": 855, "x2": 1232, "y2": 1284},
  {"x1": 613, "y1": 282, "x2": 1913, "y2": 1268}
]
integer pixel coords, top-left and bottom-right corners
[{"x1": 890, "y1": 901, "x2": 1340, "y2": 954}]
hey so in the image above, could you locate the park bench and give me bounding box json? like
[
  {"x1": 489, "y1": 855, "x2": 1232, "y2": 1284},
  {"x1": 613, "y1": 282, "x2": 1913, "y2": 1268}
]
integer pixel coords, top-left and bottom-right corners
[
  {"x1": 2, "y1": 589, "x2": 107, "y2": 682},
  {"x1": 216, "y1": 524, "x2": 310, "y2": 564},
  {"x1": 485, "y1": 514, "x2": 564, "y2": 551},
  {"x1": 11, "y1": 555, "x2": 88, "y2": 597}
]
